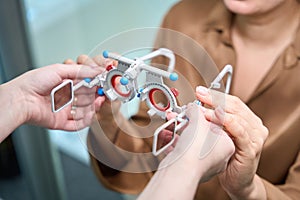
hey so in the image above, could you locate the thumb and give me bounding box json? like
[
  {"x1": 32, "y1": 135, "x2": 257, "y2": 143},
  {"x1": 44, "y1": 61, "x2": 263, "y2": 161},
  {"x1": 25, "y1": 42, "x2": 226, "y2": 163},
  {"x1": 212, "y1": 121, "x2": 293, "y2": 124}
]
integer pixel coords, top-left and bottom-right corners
[
  {"x1": 53, "y1": 64, "x2": 103, "y2": 80},
  {"x1": 185, "y1": 103, "x2": 206, "y2": 127}
]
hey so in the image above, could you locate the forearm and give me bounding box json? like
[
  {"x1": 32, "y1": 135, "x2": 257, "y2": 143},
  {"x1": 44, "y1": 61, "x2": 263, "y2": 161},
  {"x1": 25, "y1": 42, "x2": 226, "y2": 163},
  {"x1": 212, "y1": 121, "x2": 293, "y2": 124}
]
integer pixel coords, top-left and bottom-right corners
[
  {"x1": 225, "y1": 175, "x2": 267, "y2": 200},
  {"x1": 0, "y1": 80, "x2": 28, "y2": 142},
  {"x1": 138, "y1": 159, "x2": 202, "y2": 200}
]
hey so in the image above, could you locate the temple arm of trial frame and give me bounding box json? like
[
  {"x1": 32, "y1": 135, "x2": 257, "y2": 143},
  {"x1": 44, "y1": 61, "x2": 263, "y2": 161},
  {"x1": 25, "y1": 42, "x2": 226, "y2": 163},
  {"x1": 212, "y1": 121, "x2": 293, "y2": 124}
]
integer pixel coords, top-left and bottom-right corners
[{"x1": 102, "y1": 49, "x2": 178, "y2": 83}]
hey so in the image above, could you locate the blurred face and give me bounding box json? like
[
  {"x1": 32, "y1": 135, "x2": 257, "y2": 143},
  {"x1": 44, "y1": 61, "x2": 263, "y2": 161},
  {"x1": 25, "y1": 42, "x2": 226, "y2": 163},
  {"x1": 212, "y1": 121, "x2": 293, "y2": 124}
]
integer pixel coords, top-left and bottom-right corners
[{"x1": 223, "y1": 0, "x2": 286, "y2": 15}]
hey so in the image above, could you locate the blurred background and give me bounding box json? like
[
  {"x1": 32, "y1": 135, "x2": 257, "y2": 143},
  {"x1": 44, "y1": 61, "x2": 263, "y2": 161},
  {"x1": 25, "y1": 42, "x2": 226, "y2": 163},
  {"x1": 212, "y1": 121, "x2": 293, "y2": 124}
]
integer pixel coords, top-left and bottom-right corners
[{"x1": 0, "y1": 0, "x2": 179, "y2": 199}]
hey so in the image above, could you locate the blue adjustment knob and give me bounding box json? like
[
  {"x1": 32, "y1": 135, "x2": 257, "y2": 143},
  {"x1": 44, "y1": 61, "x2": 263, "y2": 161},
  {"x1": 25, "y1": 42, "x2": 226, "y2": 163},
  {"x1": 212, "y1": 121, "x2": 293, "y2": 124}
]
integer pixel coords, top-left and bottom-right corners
[
  {"x1": 97, "y1": 88, "x2": 105, "y2": 96},
  {"x1": 169, "y1": 73, "x2": 178, "y2": 81},
  {"x1": 103, "y1": 50, "x2": 109, "y2": 58},
  {"x1": 120, "y1": 77, "x2": 129, "y2": 85},
  {"x1": 84, "y1": 78, "x2": 91, "y2": 83},
  {"x1": 195, "y1": 100, "x2": 202, "y2": 105}
]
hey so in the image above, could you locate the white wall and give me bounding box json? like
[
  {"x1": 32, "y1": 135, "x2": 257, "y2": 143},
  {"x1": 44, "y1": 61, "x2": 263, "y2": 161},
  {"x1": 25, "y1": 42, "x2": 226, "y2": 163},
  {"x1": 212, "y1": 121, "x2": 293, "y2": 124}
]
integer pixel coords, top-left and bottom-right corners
[
  {"x1": 24, "y1": 0, "x2": 179, "y2": 66},
  {"x1": 23, "y1": 0, "x2": 179, "y2": 164}
]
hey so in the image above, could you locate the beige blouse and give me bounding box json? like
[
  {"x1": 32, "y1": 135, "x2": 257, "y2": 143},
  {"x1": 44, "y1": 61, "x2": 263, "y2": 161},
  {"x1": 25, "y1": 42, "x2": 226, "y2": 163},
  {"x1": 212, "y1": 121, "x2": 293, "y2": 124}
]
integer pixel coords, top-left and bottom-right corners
[{"x1": 88, "y1": 0, "x2": 300, "y2": 199}]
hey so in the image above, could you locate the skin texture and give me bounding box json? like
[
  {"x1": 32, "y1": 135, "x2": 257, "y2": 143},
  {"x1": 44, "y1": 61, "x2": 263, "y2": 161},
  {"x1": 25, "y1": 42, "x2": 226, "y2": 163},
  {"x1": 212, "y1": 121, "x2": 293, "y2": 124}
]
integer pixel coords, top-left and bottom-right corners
[
  {"x1": 0, "y1": 63, "x2": 105, "y2": 142},
  {"x1": 73, "y1": 0, "x2": 299, "y2": 199},
  {"x1": 138, "y1": 103, "x2": 235, "y2": 200},
  {"x1": 196, "y1": 86, "x2": 269, "y2": 199},
  {"x1": 69, "y1": 55, "x2": 237, "y2": 199},
  {"x1": 229, "y1": 0, "x2": 300, "y2": 101},
  {"x1": 0, "y1": 56, "x2": 235, "y2": 200},
  {"x1": 218, "y1": 1, "x2": 299, "y2": 198}
]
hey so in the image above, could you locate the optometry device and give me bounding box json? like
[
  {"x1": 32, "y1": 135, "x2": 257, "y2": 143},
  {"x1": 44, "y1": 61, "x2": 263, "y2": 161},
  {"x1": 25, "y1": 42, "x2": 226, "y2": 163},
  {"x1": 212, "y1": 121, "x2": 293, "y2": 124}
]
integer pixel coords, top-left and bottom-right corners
[{"x1": 50, "y1": 48, "x2": 232, "y2": 156}]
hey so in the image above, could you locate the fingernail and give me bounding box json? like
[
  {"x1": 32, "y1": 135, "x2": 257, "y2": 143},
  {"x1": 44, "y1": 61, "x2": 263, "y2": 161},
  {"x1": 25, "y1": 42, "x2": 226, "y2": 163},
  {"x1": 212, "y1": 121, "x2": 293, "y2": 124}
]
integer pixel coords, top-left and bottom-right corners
[
  {"x1": 210, "y1": 124, "x2": 224, "y2": 135},
  {"x1": 196, "y1": 86, "x2": 208, "y2": 96},
  {"x1": 215, "y1": 106, "x2": 225, "y2": 115}
]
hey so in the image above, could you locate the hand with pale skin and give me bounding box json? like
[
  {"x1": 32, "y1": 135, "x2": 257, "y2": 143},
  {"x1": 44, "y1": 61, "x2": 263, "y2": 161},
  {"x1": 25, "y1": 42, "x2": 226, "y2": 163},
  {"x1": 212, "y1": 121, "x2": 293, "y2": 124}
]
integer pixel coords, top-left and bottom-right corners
[
  {"x1": 138, "y1": 103, "x2": 235, "y2": 200},
  {"x1": 68, "y1": 54, "x2": 236, "y2": 199},
  {"x1": 64, "y1": 54, "x2": 121, "y2": 115},
  {"x1": 196, "y1": 86, "x2": 269, "y2": 200},
  {"x1": 0, "y1": 63, "x2": 105, "y2": 142},
  {"x1": 64, "y1": 54, "x2": 118, "y2": 77}
]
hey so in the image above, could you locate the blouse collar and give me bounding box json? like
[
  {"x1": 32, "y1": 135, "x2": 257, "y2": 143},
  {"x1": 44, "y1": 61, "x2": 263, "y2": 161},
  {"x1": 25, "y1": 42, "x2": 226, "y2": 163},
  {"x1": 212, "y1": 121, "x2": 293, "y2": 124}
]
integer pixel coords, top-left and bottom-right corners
[{"x1": 205, "y1": 1, "x2": 300, "y2": 68}]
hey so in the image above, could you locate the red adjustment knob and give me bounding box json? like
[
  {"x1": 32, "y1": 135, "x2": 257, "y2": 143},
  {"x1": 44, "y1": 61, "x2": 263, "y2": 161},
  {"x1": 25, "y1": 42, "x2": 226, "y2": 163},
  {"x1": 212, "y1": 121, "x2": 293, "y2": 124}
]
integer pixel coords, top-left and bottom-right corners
[
  {"x1": 170, "y1": 88, "x2": 179, "y2": 97},
  {"x1": 106, "y1": 65, "x2": 113, "y2": 71}
]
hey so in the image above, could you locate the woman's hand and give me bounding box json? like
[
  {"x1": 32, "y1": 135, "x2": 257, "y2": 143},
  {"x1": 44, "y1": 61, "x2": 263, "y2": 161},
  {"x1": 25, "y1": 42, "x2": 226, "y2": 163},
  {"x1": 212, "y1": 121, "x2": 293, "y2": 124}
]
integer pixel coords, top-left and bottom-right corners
[
  {"x1": 159, "y1": 103, "x2": 235, "y2": 182},
  {"x1": 138, "y1": 103, "x2": 235, "y2": 200},
  {"x1": 64, "y1": 54, "x2": 119, "y2": 113},
  {"x1": 0, "y1": 63, "x2": 106, "y2": 142},
  {"x1": 21, "y1": 63, "x2": 105, "y2": 130},
  {"x1": 196, "y1": 86, "x2": 269, "y2": 199}
]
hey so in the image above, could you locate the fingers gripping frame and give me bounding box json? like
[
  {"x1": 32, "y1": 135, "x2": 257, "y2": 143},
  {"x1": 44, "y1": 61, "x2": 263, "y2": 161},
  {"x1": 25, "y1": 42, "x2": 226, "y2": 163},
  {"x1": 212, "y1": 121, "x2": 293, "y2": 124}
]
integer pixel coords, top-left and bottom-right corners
[
  {"x1": 152, "y1": 65, "x2": 233, "y2": 156},
  {"x1": 152, "y1": 111, "x2": 188, "y2": 156},
  {"x1": 50, "y1": 48, "x2": 233, "y2": 157}
]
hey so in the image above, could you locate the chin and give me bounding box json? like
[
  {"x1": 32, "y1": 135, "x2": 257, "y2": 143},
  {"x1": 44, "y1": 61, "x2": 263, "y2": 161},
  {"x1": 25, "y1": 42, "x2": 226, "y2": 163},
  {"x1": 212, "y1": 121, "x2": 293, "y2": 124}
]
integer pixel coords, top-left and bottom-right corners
[
  {"x1": 223, "y1": 0, "x2": 287, "y2": 16},
  {"x1": 223, "y1": 0, "x2": 260, "y2": 15}
]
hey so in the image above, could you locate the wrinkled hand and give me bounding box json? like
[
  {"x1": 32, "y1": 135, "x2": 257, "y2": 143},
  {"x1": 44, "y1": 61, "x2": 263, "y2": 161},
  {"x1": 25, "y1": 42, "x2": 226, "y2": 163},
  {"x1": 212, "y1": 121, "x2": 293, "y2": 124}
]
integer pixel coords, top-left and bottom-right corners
[
  {"x1": 159, "y1": 103, "x2": 235, "y2": 183},
  {"x1": 17, "y1": 63, "x2": 104, "y2": 130},
  {"x1": 196, "y1": 86, "x2": 269, "y2": 199}
]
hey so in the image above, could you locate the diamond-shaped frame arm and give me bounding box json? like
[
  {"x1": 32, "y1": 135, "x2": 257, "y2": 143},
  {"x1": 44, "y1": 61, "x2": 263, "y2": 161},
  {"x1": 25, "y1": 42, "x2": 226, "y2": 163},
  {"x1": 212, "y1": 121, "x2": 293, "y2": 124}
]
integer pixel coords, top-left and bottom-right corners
[{"x1": 152, "y1": 110, "x2": 188, "y2": 156}]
